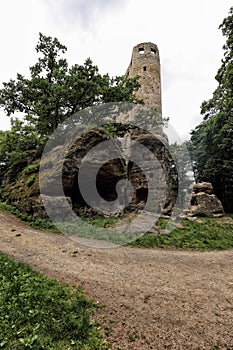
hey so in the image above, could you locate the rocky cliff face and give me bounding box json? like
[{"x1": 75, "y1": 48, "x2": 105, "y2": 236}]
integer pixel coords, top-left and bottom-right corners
[
  {"x1": 1, "y1": 125, "x2": 175, "y2": 218},
  {"x1": 1, "y1": 137, "x2": 225, "y2": 220},
  {"x1": 40, "y1": 126, "x2": 174, "y2": 217},
  {"x1": 0, "y1": 149, "x2": 42, "y2": 217},
  {"x1": 128, "y1": 132, "x2": 175, "y2": 214}
]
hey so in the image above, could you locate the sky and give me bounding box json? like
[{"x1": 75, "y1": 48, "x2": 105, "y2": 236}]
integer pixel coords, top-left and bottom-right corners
[{"x1": 0, "y1": 0, "x2": 231, "y2": 140}]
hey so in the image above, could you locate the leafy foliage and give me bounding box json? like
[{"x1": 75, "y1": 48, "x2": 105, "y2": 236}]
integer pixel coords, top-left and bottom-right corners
[
  {"x1": 0, "y1": 33, "x2": 140, "y2": 138},
  {"x1": 0, "y1": 119, "x2": 40, "y2": 178},
  {"x1": 0, "y1": 33, "x2": 141, "y2": 180},
  {"x1": 190, "y1": 7, "x2": 233, "y2": 212},
  {"x1": 0, "y1": 253, "x2": 108, "y2": 349}
]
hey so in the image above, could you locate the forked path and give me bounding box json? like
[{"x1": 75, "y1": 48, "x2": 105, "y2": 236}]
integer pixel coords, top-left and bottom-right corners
[{"x1": 0, "y1": 211, "x2": 233, "y2": 349}]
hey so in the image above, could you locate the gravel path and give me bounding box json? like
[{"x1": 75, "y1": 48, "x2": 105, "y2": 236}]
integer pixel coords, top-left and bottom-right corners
[{"x1": 0, "y1": 211, "x2": 233, "y2": 349}]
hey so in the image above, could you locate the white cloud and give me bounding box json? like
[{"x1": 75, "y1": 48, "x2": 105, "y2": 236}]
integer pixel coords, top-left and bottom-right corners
[{"x1": 60, "y1": 0, "x2": 126, "y2": 25}]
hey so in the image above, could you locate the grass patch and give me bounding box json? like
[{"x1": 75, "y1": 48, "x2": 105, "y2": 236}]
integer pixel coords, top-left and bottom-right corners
[
  {"x1": 130, "y1": 217, "x2": 233, "y2": 250},
  {"x1": 56, "y1": 216, "x2": 138, "y2": 246},
  {"x1": 1, "y1": 200, "x2": 233, "y2": 250},
  {"x1": 0, "y1": 201, "x2": 122, "y2": 234},
  {"x1": 83, "y1": 215, "x2": 121, "y2": 228},
  {"x1": 0, "y1": 201, "x2": 59, "y2": 233},
  {"x1": 0, "y1": 253, "x2": 109, "y2": 350},
  {"x1": 0, "y1": 202, "x2": 133, "y2": 244}
]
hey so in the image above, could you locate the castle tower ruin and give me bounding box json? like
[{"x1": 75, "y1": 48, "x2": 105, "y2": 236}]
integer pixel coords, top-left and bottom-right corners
[
  {"x1": 126, "y1": 42, "x2": 162, "y2": 115},
  {"x1": 123, "y1": 42, "x2": 174, "y2": 215}
]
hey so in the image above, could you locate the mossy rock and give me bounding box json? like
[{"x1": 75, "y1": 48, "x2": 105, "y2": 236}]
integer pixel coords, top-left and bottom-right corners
[{"x1": 1, "y1": 154, "x2": 47, "y2": 217}]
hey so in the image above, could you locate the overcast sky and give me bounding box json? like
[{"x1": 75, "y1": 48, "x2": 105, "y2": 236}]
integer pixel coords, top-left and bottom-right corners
[{"x1": 0, "y1": 0, "x2": 231, "y2": 140}]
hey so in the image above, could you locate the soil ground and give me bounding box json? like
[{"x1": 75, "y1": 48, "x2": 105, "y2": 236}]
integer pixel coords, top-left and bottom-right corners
[{"x1": 0, "y1": 211, "x2": 233, "y2": 349}]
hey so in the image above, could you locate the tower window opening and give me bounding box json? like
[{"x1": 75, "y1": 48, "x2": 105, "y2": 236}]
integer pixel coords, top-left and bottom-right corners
[
  {"x1": 139, "y1": 48, "x2": 145, "y2": 54},
  {"x1": 143, "y1": 66, "x2": 147, "y2": 72},
  {"x1": 151, "y1": 48, "x2": 156, "y2": 54}
]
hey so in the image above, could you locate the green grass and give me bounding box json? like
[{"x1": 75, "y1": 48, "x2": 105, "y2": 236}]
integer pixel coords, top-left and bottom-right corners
[
  {"x1": 56, "y1": 217, "x2": 138, "y2": 246},
  {"x1": 58, "y1": 215, "x2": 233, "y2": 249},
  {"x1": 1, "y1": 200, "x2": 233, "y2": 250},
  {"x1": 0, "y1": 200, "x2": 132, "y2": 244},
  {"x1": 0, "y1": 201, "x2": 122, "y2": 234},
  {"x1": 0, "y1": 253, "x2": 108, "y2": 350},
  {"x1": 82, "y1": 214, "x2": 121, "y2": 228},
  {"x1": 0, "y1": 201, "x2": 59, "y2": 233},
  {"x1": 130, "y1": 217, "x2": 233, "y2": 250}
]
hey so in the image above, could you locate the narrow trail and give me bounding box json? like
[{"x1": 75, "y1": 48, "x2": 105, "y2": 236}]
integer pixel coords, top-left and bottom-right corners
[{"x1": 0, "y1": 211, "x2": 233, "y2": 349}]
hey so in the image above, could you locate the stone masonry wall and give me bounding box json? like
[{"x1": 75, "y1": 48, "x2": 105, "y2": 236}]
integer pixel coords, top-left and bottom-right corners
[{"x1": 126, "y1": 42, "x2": 162, "y2": 114}]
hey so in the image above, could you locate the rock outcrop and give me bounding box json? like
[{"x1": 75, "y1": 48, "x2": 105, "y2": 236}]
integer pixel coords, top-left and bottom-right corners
[
  {"x1": 1, "y1": 125, "x2": 175, "y2": 218},
  {"x1": 40, "y1": 127, "x2": 174, "y2": 216},
  {"x1": 187, "y1": 182, "x2": 224, "y2": 218}
]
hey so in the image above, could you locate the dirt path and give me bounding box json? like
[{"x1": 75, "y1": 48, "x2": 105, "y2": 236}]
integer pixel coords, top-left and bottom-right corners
[{"x1": 0, "y1": 211, "x2": 233, "y2": 349}]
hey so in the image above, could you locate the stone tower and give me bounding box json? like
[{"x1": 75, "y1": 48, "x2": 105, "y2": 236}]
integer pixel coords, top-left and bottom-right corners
[{"x1": 126, "y1": 42, "x2": 162, "y2": 115}]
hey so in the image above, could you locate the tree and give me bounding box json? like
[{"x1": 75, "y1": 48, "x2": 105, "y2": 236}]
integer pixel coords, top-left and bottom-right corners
[
  {"x1": 190, "y1": 7, "x2": 233, "y2": 212},
  {"x1": 0, "y1": 33, "x2": 141, "y2": 181},
  {"x1": 0, "y1": 119, "x2": 41, "y2": 178},
  {"x1": 0, "y1": 33, "x2": 141, "y2": 139}
]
